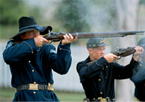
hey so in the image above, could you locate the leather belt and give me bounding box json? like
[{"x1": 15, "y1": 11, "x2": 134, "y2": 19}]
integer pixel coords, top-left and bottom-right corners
[
  {"x1": 16, "y1": 83, "x2": 54, "y2": 92},
  {"x1": 83, "y1": 97, "x2": 115, "y2": 102}
]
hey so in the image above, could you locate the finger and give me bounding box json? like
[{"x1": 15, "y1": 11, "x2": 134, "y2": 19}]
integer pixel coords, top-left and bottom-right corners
[
  {"x1": 113, "y1": 55, "x2": 119, "y2": 58},
  {"x1": 74, "y1": 37, "x2": 78, "y2": 41},
  {"x1": 64, "y1": 34, "x2": 70, "y2": 39},
  {"x1": 68, "y1": 34, "x2": 74, "y2": 39},
  {"x1": 63, "y1": 35, "x2": 67, "y2": 39},
  {"x1": 42, "y1": 38, "x2": 49, "y2": 43}
]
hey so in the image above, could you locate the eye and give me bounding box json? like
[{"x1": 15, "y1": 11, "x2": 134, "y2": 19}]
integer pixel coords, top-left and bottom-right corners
[{"x1": 29, "y1": 32, "x2": 35, "y2": 35}]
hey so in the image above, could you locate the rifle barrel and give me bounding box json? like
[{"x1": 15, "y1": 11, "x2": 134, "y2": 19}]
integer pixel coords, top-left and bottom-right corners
[
  {"x1": 70, "y1": 30, "x2": 145, "y2": 38},
  {"x1": 44, "y1": 30, "x2": 145, "y2": 41}
]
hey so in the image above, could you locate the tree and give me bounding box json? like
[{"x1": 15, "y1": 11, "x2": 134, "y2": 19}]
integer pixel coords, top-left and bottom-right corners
[
  {"x1": 0, "y1": 0, "x2": 28, "y2": 25},
  {"x1": 54, "y1": 0, "x2": 90, "y2": 32},
  {"x1": 113, "y1": 0, "x2": 140, "y2": 101}
]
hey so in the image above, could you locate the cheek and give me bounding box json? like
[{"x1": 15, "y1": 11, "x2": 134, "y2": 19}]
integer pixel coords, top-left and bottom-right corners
[{"x1": 22, "y1": 35, "x2": 34, "y2": 40}]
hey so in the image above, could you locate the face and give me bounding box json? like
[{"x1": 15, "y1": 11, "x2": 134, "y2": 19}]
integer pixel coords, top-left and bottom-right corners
[
  {"x1": 20, "y1": 30, "x2": 40, "y2": 40},
  {"x1": 88, "y1": 46, "x2": 105, "y2": 61}
]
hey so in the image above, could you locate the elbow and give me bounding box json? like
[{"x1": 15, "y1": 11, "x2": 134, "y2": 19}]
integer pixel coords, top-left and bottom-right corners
[
  {"x1": 59, "y1": 66, "x2": 70, "y2": 75},
  {"x1": 3, "y1": 52, "x2": 17, "y2": 64},
  {"x1": 3, "y1": 53, "x2": 11, "y2": 64}
]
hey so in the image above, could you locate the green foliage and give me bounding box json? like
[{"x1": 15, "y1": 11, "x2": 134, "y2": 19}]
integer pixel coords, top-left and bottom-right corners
[
  {"x1": 140, "y1": 0, "x2": 145, "y2": 5},
  {"x1": 0, "y1": 0, "x2": 43, "y2": 26},
  {"x1": 0, "y1": 0, "x2": 45, "y2": 39},
  {"x1": 0, "y1": 25, "x2": 18, "y2": 39},
  {"x1": 0, "y1": 0, "x2": 28, "y2": 25},
  {"x1": 54, "y1": 0, "x2": 90, "y2": 32}
]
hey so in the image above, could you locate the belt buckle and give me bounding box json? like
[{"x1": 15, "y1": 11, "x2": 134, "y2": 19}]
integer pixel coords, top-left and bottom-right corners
[
  {"x1": 29, "y1": 84, "x2": 38, "y2": 90},
  {"x1": 98, "y1": 97, "x2": 106, "y2": 102},
  {"x1": 47, "y1": 83, "x2": 54, "y2": 91}
]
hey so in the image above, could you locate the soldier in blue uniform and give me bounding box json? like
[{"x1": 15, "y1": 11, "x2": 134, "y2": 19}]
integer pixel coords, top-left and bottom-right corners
[
  {"x1": 76, "y1": 38, "x2": 144, "y2": 102},
  {"x1": 3, "y1": 16, "x2": 77, "y2": 102},
  {"x1": 130, "y1": 37, "x2": 145, "y2": 101}
]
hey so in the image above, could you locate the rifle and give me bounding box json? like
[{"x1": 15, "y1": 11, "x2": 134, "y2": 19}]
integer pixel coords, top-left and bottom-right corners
[
  {"x1": 87, "y1": 44, "x2": 145, "y2": 66},
  {"x1": 43, "y1": 30, "x2": 145, "y2": 42}
]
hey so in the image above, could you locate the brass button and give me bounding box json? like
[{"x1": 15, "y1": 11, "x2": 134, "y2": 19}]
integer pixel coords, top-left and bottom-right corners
[
  {"x1": 106, "y1": 66, "x2": 108, "y2": 68},
  {"x1": 32, "y1": 70, "x2": 34, "y2": 72},
  {"x1": 100, "y1": 92, "x2": 103, "y2": 94},
  {"x1": 98, "y1": 79, "x2": 101, "y2": 81},
  {"x1": 32, "y1": 52, "x2": 34, "y2": 54},
  {"x1": 34, "y1": 82, "x2": 36, "y2": 84},
  {"x1": 60, "y1": 48, "x2": 62, "y2": 50},
  {"x1": 33, "y1": 91, "x2": 36, "y2": 94},
  {"x1": 29, "y1": 60, "x2": 31, "y2": 63},
  {"x1": 102, "y1": 68, "x2": 104, "y2": 70}
]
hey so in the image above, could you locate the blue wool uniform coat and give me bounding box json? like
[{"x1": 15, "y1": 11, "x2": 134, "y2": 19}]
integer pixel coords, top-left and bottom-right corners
[
  {"x1": 3, "y1": 38, "x2": 72, "y2": 102},
  {"x1": 76, "y1": 56, "x2": 139, "y2": 99},
  {"x1": 131, "y1": 59, "x2": 145, "y2": 101}
]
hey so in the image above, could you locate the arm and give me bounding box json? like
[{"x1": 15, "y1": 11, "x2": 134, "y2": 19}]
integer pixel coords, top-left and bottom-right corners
[
  {"x1": 48, "y1": 43, "x2": 72, "y2": 74},
  {"x1": 47, "y1": 34, "x2": 77, "y2": 74},
  {"x1": 77, "y1": 57, "x2": 109, "y2": 82},
  {"x1": 131, "y1": 59, "x2": 145, "y2": 83},
  {"x1": 113, "y1": 58, "x2": 139, "y2": 79},
  {"x1": 131, "y1": 70, "x2": 145, "y2": 83},
  {"x1": 3, "y1": 39, "x2": 36, "y2": 64}
]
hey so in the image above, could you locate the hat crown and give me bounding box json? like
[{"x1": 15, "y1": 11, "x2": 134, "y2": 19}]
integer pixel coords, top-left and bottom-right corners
[
  {"x1": 19, "y1": 16, "x2": 37, "y2": 29},
  {"x1": 86, "y1": 38, "x2": 106, "y2": 48}
]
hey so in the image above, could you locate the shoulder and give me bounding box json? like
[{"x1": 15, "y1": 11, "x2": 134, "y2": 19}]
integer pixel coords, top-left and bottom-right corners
[
  {"x1": 43, "y1": 43, "x2": 56, "y2": 49},
  {"x1": 5, "y1": 40, "x2": 15, "y2": 48},
  {"x1": 76, "y1": 59, "x2": 88, "y2": 70},
  {"x1": 42, "y1": 43, "x2": 57, "y2": 54}
]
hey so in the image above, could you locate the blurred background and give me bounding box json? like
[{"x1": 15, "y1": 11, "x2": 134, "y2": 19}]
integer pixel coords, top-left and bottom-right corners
[{"x1": 0, "y1": 0, "x2": 145, "y2": 101}]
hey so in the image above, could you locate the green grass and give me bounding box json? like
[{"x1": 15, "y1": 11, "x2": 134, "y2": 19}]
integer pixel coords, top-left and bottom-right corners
[{"x1": 0, "y1": 87, "x2": 85, "y2": 102}]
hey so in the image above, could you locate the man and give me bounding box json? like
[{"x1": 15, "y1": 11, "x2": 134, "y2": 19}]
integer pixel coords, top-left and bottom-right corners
[
  {"x1": 76, "y1": 38, "x2": 144, "y2": 102},
  {"x1": 3, "y1": 16, "x2": 77, "y2": 102},
  {"x1": 130, "y1": 37, "x2": 145, "y2": 101}
]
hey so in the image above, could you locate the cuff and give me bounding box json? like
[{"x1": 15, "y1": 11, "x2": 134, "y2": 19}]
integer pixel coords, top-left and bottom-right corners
[{"x1": 58, "y1": 42, "x2": 71, "y2": 52}]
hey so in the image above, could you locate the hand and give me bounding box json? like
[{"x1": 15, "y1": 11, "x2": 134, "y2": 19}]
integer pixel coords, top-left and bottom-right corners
[
  {"x1": 34, "y1": 35, "x2": 49, "y2": 47},
  {"x1": 104, "y1": 53, "x2": 119, "y2": 63},
  {"x1": 61, "y1": 34, "x2": 77, "y2": 45},
  {"x1": 133, "y1": 46, "x2": 144, "y2": 61}
]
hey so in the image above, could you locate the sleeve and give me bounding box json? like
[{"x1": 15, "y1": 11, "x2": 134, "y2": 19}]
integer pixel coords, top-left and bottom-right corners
[
  {"x1": 76, "y1": 57, "x2": 109, "y2": 82},
  {"x1": 3, "y1": 39, "x2": 36, "y2": 64},
  {"x1": 130, "y1": 61, "x2": 145, "y2": 83},
  {"x1": 113, "y1": 58, "x2": 139, "y2": 79},
  {"x1": 131, "y1": 70, "x2": 145, "y2": 83},
  {"x1": 47, "y1": 42, "x2": 72, "y2": 74}
]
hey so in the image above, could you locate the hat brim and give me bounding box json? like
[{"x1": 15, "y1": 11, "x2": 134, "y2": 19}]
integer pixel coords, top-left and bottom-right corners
[
  {"x1": 11, "y1": 26, "x2": 52, "y2": 40},
  {"x1": 41, "y1": 26, "x2": 52, "y2": 34}
]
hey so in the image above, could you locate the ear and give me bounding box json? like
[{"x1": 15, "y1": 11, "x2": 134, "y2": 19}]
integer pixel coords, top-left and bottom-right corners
[
  {"x1": 88, "y1": 48, "x2": 93, "y2": 54},
  {"x1": 20, "y1": 34, "x2": 24, "y2": 39}
]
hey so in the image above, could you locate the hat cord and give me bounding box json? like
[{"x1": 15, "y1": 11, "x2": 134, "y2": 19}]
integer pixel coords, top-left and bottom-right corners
[{"x1": 19, "y1": 25, "x2": 43, "y2": 32}]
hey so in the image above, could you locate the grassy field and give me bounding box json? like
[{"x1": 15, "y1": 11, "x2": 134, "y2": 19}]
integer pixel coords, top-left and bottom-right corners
[{"x1": 0, "y1": 87, "x2": 85, "y2": 102}]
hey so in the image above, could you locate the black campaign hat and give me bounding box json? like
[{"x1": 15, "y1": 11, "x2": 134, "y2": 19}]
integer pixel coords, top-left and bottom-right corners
[
  {"x1": 86, "y1": 38, "x2": 107, "y2": 49},
  {"x1": 11, "y1": 16, "x2": 52, "y2": 40}
]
